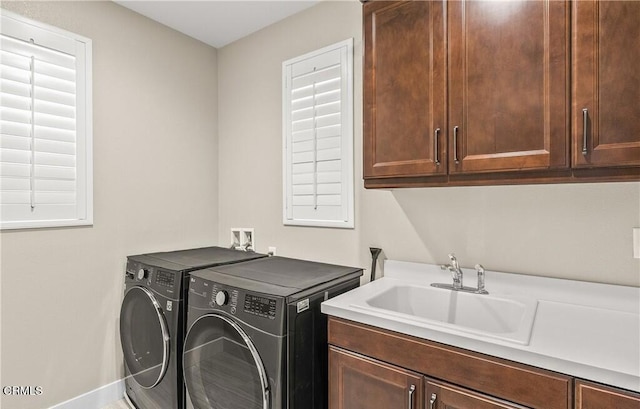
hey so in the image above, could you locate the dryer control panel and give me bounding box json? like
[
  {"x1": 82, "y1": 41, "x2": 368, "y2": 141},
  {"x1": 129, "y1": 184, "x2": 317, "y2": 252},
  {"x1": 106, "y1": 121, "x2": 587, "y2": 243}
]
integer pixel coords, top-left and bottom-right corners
[
  {"x1": 244, "y1": 294, "x2": 277, "y2": 319},
  {"x1": 188, "y1": 275, "x2": 285, "y2": 336}
]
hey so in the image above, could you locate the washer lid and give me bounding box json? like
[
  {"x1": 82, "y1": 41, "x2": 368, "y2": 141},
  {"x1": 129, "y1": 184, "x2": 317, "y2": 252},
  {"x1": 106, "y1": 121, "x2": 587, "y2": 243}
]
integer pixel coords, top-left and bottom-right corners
[
  {"x1": 192, "y1": 256, "x2": 362, "y2": 297},
  {"x1": 130, "y1": 246, "x2": 266, "y2": 272}
]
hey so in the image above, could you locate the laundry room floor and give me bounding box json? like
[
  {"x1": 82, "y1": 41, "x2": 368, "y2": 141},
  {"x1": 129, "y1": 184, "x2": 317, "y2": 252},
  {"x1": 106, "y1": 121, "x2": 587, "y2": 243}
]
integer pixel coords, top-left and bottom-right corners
[{"x1": 101, "y1": 399, "x2": 128, "y2": 409}]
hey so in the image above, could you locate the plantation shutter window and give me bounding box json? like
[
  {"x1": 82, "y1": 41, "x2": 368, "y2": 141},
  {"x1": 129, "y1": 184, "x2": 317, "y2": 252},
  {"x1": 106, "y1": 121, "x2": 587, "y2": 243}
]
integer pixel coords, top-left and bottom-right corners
[
  {"x1": 283, "y1": 39, "x2": 354, "y2": 228},
  {"x1": 1, "y1": 11, "x2": 93, "y2": 229}
]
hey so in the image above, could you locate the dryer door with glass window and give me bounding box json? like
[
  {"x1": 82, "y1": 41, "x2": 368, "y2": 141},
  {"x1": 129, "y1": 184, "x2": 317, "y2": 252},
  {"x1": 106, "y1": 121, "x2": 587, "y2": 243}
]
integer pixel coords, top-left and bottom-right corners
[
  {"x1": 119, "y1": 286, "x2": 170, "y2": 389},
  {"x1": 183, "y1": 313, "x2": 270, "y2": 409}
]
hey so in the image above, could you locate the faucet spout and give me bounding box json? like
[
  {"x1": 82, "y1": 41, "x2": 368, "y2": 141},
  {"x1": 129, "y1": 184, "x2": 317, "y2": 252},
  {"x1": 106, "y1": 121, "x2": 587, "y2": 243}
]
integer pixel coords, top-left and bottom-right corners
[
  {"x1": 447, "y1": 253, "x2": 463, "y2": 289},
  {"x1": 448, "y1": 253, "x2": 459, "y2": 270}
]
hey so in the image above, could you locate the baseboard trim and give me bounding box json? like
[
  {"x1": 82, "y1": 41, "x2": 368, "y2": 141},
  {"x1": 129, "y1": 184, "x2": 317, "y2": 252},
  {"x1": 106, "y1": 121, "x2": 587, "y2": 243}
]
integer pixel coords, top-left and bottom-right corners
[{"x1": 48, "y1": 378, "x2": 125, "y2": 409}]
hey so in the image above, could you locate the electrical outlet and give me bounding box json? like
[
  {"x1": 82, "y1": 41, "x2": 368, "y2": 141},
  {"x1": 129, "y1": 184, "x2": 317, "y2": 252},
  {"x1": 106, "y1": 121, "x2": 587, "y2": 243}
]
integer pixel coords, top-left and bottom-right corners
[{"x1": 633, "y1": 228, "x2": 640, "y2": 259}]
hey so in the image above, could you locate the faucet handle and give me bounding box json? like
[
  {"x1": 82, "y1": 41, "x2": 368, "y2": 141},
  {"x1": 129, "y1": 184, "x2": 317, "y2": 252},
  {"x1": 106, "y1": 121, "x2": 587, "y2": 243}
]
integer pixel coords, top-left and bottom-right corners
[{"x1": 475, "y1": 264, "x2": 488, "y2": 294}]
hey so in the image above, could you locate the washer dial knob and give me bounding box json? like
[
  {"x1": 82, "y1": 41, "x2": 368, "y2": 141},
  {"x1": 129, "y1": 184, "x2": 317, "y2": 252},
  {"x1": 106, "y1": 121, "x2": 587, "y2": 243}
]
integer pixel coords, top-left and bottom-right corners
[
  {"x1": 137, "y1": 268, "x2": 148, "y2": 280},
  {"x1": 215, "y1": 290, "x2": 229, "y2": 306}
]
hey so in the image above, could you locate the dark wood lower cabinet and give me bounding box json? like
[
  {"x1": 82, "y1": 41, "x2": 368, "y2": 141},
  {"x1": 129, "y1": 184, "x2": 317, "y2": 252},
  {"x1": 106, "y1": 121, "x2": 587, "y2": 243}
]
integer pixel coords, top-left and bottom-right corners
[
  {"x1": 328, "y1": 317, "x2": 640, "y2": 409},
  {"x1": 575, "y1": 380, "x2": 640, "y2": 409},
  {"x1": 329, "y1": 346, "x2": 423, "y2": 409},
  {"x1": 328, "y1": 317, "x2": 571, "y2": 409},
  {"x1": 425, "y1": 379, "x2": 528, "y2": 409}
]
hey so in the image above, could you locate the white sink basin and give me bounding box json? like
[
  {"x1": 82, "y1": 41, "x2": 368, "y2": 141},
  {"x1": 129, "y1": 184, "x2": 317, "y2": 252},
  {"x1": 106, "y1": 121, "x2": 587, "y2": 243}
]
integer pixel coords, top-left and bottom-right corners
[{"x1": 353, "y1": 284, "x2": 538, "y2": 345}]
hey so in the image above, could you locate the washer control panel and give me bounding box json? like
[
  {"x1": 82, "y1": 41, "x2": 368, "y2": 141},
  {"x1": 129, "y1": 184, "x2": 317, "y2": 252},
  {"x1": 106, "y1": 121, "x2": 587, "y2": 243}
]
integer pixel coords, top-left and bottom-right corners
[
  {"x1": 125, "y1": 260, "x2": 179, "y2": 298},
  {"x1": 137, "y1": 268, "x2": 148, "y2": 280},
  {"x1": 215, "y1": 290, "x2": 229, "y2": 306},
  {"x1": 155, "y1": 270, "x2": 176, "y2": 288}
]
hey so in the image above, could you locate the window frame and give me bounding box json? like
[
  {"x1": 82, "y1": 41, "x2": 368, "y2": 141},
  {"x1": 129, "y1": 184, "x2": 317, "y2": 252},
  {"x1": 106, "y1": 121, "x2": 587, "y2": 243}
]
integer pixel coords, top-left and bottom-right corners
[
  {"x1": 0, "y1": 10, "x2": 93, "y2": 230},
  {"x1": 282, "y1": 38, "x2": 355, "y2": 229}
]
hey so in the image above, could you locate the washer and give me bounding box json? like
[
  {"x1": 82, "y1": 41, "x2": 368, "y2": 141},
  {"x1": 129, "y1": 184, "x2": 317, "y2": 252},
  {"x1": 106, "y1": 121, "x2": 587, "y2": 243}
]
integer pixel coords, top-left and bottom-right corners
[
  {"x1": 183, "y1": 256, "x2": 362, "y2": 409},
  {"x1": 119, "y1": 247, "x2": 266, "y2": 409}
]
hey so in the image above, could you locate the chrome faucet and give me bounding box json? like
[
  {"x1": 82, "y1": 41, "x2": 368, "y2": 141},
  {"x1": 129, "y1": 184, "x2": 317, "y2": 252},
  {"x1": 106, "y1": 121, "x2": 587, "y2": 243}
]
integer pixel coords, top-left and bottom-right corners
[
  {"x1": 441, "y1": 254, "x2": 463, "y2": 289},
  {"x1": 432, "y1": 254, "x2": 489, "y2": 294}
]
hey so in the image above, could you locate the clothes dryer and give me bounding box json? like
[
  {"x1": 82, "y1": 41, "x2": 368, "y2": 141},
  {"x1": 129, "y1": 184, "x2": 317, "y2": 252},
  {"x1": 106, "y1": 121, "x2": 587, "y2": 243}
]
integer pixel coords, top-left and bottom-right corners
[
  {"x1": 120, "y1": 247, "x2": 266, "y2": 409},
  {"x1": 183, "y1": 256, "x2": 362, "y2": 409}
]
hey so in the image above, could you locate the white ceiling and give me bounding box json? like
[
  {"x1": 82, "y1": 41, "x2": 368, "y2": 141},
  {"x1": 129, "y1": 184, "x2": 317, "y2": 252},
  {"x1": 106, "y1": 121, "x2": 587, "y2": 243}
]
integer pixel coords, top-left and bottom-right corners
[{"x1": 114, "y1": 1, "x2": 320, "y2": 49}]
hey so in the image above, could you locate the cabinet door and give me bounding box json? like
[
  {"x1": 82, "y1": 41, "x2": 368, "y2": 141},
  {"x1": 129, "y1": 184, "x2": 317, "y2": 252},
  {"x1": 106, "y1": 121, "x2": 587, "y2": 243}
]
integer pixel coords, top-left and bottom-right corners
[
  {"x1": 425, "y1": 379, "x2": 528, "y2": 409},
  {"x1": 329, "y1": 346, "x2": 423, "y2": 409},
  {"x1": 575, "y1": 380, "x2": 640, "y2": 409},
  {"x1": 572, "y1": 1, "x2": 640, "y2": 168},
  {"x1": 448, "y1": 0, "x2": 569, "y2": 174},
  {"x1": 363, "y1": 0, "x2": 447, "y2": 179}
]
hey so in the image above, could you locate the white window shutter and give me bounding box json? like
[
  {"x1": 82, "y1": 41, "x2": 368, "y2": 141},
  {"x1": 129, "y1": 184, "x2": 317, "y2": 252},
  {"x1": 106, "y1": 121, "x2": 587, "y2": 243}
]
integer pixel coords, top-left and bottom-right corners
[
  {"x1": 1, "y1": 11, "x2": 92, "y2": 229},
  {"x1": 282, "y1": 39, "x2": 354, "y2": 228}
]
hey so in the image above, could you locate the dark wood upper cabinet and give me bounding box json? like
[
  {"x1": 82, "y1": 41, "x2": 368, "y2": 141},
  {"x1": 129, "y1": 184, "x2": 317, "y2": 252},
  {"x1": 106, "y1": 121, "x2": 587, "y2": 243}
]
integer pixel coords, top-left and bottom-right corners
[
  {"x1": 448, "y1": 0, "x2": 570, "y2": 174},
  {"x1": 363, "y1": 0, "x2": 447, "y2": 179},
  {"x1": 363, "y1": 0, "x2": 639, "y2": 188},
  {"x1": 572, "y1": 0, "x2": 640, "y2": 168}
]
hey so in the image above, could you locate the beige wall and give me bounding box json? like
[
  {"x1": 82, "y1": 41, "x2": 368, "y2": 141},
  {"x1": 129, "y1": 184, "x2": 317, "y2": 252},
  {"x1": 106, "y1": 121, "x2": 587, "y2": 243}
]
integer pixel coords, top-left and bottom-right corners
[
  {"x1": 218, "y1": 0, "x2": 640, "y2": 287},
  {"x1": 218, "y1": 0, "x2": 363, "y2": 270},
  {"x1": 0, "y1": 2, "x2": 218, "y2": 408}
]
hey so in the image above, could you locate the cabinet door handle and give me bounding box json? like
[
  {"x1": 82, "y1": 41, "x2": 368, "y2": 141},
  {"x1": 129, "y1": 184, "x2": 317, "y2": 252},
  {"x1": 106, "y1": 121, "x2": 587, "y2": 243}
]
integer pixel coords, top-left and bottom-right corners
[
  {"x1": 453, "y1": 126, "x2": 460, "y2": 164},
  {"x1": 434, "y1": 128, "x2": 441, "y2": 165},
  {"x1": 408, "y1": 384, "x2": 416, "y2": 409},
  {"x1": 582, "y1": 108, "x2": 589, "y2": 155},
  {"x1": 429, "y1": 392, "x2": 437, "y2": 409}
]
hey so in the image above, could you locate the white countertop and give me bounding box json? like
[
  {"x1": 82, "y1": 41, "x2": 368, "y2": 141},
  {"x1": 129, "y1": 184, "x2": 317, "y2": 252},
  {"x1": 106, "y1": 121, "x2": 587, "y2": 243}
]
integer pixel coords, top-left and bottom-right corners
[{"x1": 321, "y1": 260, "x2": 640, "y2": 392}]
